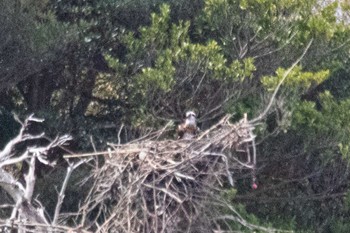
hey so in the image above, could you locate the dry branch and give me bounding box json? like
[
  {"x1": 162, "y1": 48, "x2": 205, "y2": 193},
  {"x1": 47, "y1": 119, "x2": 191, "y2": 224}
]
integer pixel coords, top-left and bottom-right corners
[
  {"x1": 0, "y1": 115, "x2": 74, "y2": 232},
  {"x1": 74, "y1": 114, "x2": 262, "y2": 233}
]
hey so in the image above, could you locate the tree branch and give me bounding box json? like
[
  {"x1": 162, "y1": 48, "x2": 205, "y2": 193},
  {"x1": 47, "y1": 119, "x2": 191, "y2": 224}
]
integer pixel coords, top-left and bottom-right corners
[
  {"x1": 250, "y1": 39, "x2": 314, "y2": 124},
  {"x1": 0, "y1": 114, "x2": 72, "y2": 227}
]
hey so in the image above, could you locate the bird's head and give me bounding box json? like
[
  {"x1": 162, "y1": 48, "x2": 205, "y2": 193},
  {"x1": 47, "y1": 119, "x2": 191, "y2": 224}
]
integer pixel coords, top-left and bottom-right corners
[
  {"x1": 185, "y1": 111, "x2": 196, "y2": 119},
  {"x1": 184, "y1": 111, "x2": 197, "y2": 127}
]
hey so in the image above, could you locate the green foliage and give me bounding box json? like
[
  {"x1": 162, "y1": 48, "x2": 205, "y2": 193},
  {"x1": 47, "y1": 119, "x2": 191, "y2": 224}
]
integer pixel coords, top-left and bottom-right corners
[
  {"x1": 303, "y1": 2, "x2": 339, "y2": 40},
  {"x1": 329, "y1": 190, "x2": 350, "y2": 232},
  {"x1": 329, "y1": 68, "x2": 350, "y2": 95},
  {"x1": 330, "y1": 220, "x2": 350, "y2": 233},
  {"x1": 221, "y1": 188, "x2": 237, "y2": 200},
  {"x1": 230, "y1": 204, "x2": 262, "y2": 231},
  {"x1": 250, "y1": 91, "x2": 350, "y2": 230},
  {"x1": 197, "y1": 0, "x2": 314, "y2": 58},
  {"x1": 140, "y1": 50, "x2": 176, "y2": 92},
  {"x1": 217, "y1": 202, "x2": 296, "y2": 232},
  {"x1": 261, "y1": 66, "x2": 329, "y2": 92},
  {"x1": 0, "y1": 0, "x2": 71, "y2": 91},
  {"x1": 344, "y1": 189, "x2": 350, "y2": 212},
  {"x1": 292, "y1": 91, "x2": 350, "y2": 159},
  {"x1": 293, "y1": 91, "x2": 350, "y2": 135},
  {"x1": 2, "y1": 0, "x2": 350, "y2": 231},
  {"x1": 97, "y1": 4, "x2": 257, "y2": 126}
]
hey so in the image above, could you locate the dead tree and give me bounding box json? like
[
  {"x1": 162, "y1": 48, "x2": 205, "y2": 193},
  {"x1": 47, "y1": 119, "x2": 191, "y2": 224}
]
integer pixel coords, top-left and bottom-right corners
[{"x1": 0, "y1": 115, "x2": 87, "y2": 233}]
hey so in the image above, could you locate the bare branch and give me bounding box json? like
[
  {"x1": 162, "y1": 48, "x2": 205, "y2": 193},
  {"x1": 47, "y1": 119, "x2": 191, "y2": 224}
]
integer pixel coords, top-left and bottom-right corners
[
  {"x1": 73, "y1": 114, "x2": 260, "y2": 232},
  {"x1": 250, "y1": 39, "x2": 314, "y2": 124},
  {"x1": 0, "y1": 115, "x2": 73, "y2": 229},
  {"x1": 24, "y1": 154, "x2": 36, "y2": 201},
  {"x1": 0, "y1": 114, "x2": 46, "y2": 163},
  {"x1": 52, "y1": 160, "x2": 85, "y2": 225},
  {"x1": 0, "y1": 151, "x2": 29, "y2": 168}
]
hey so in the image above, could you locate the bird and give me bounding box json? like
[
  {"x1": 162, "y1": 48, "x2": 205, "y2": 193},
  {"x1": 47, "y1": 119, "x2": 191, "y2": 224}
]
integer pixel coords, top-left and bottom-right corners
[{"x1": 177, "y1": 111, "x2": 199, "y2": 140}]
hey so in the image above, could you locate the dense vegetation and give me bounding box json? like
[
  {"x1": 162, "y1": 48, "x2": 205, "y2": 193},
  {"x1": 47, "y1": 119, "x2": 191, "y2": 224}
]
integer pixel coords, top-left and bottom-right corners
[{"x1": 2, "y1": 0, "x2": 350, "y2": 231}]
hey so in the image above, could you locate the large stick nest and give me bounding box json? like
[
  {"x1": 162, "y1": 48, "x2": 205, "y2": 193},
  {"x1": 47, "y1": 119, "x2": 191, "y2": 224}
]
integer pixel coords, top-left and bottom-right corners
[{"x1": 85, "y1": 115, "x2": 256, "y2": 233}]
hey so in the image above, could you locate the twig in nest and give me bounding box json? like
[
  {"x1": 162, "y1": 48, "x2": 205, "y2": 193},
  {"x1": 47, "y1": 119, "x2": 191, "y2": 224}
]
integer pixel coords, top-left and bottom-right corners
[{"x1": 77, "y1": 114, "x2": 260, "y2": 233}]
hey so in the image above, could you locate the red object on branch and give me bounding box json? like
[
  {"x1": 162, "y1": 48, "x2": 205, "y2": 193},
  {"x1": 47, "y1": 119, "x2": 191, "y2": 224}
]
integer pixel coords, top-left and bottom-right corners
[{"x1": 252, "y1": 183, "x2": 258, "y2": 190}]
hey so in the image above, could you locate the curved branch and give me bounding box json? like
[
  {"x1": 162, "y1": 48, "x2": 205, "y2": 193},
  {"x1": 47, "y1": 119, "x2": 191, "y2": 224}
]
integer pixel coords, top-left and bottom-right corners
[{"x1": 249, "y1": 39, "x2": 314, "y2": 124}]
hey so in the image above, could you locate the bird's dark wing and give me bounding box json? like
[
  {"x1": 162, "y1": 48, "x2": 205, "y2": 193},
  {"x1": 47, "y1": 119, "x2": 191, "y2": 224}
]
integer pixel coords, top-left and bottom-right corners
[{"x1": 177, "y1": 124, "x2": 186, "y2": 139}]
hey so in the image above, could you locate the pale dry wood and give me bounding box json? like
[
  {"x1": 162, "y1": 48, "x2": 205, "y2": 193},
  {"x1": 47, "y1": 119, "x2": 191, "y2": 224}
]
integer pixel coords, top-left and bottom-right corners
[
  {"x1": 0, "y1": 115, "x2": 74, "y2": 232},
  {"x1": 73, "y1": 114, "x2": 261, "y2": 233}
]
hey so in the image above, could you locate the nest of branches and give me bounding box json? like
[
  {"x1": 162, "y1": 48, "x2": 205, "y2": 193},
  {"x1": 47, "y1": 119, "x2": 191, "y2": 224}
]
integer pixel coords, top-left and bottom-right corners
[{"x1": 80, "y1": 115, "x2": 257, "y2": 233}]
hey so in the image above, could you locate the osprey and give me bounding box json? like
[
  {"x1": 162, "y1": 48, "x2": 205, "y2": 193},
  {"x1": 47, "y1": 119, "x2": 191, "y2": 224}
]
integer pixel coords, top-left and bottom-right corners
[{"x1": 177, "y1": 111, "x2": 199, "y2": 139}]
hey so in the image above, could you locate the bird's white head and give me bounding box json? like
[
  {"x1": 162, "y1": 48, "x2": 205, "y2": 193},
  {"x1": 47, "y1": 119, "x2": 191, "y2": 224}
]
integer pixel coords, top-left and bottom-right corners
[
  {"x1": 185, "y1": 111, "x2": 197, "y2": 127},
  {"x1": 185, "y1": 111, "x2": 196, "y2": 118}
]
